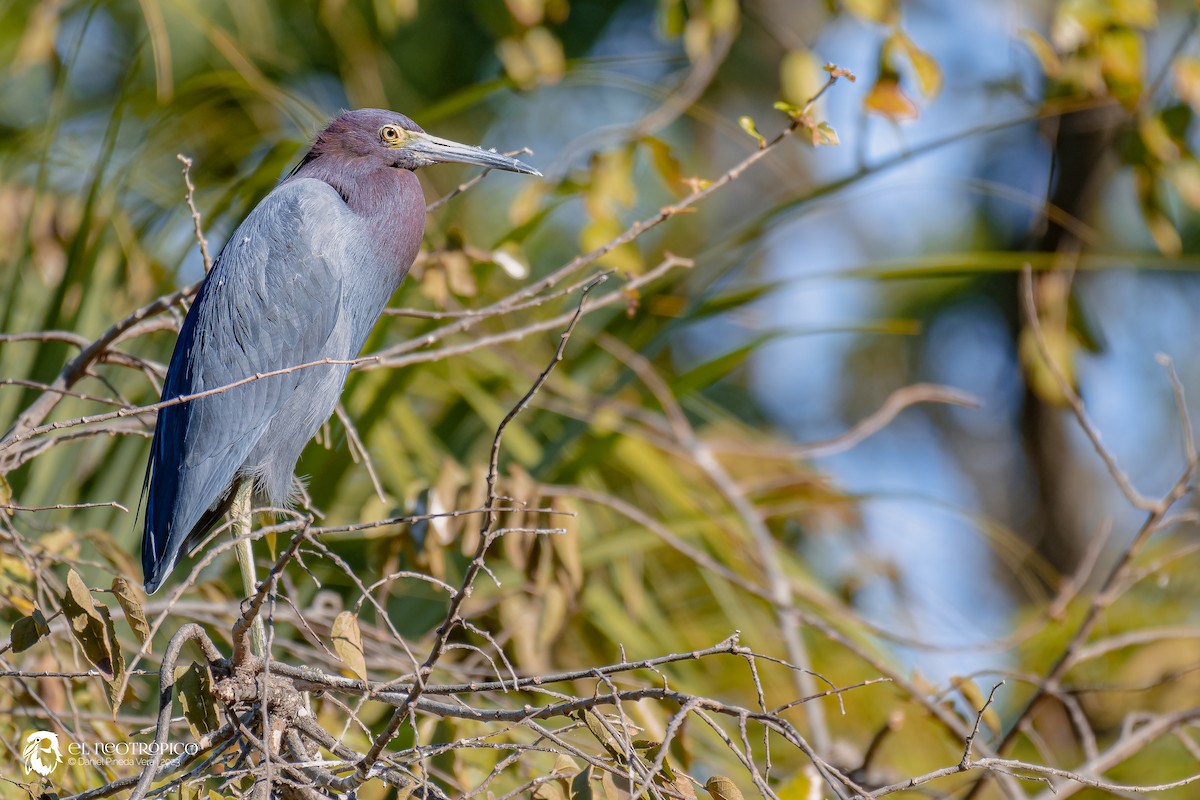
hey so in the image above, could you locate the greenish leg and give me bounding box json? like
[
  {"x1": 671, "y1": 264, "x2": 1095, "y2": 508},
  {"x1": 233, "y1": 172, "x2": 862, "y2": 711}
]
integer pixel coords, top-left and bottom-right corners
[{"x1": 231, "y1": 481, "x2": 267, "y2": 657}]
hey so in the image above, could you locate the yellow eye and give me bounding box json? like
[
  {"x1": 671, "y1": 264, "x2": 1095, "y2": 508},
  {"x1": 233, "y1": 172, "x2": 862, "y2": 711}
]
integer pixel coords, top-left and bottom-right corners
[{"x1": 380, "y1": 125, "x2": 402, "y2": 143}]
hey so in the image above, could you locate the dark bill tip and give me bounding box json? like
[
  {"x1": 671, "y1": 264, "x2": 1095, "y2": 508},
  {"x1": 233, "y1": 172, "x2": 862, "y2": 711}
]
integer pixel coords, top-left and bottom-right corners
[{"x1": 408, "y1": 131, "x2": 541, "y2": 176}]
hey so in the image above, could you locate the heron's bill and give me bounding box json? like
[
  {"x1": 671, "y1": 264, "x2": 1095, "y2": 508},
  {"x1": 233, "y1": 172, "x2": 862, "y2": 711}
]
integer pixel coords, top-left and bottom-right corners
[{"x1": 403, "y1": 131, "x2": 541, "y2": 176}]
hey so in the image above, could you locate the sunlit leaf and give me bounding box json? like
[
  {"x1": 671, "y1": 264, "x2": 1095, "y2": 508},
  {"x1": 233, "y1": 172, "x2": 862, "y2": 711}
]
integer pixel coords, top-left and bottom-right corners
[
  {"x1": 738, "y1": 116, "x2": 766, "y2": 148},
  {"x1": 489, "y1": 242, "x2": 530, "y2": 279},
  {"x1": 641, "y1": 137, "x2": 684, "y2": 194},
  {"x1": 813, "y1": 121, "x2": 840, "y2": 146},
  {"x1": 505, "y1": 0, "x2": 544, "y2": 26},
  {"x1": 950, "y1": 676, "x2": 1001, "y2": 735},
  {"x1": 892, "y1": 32, "x2": 942, "y2": 98},
  {"x1": 864, "y1": 77, "x2": 918, "y2": 119},
  {"x1": 1019, "y1": 29, "x2": 1061, "y2": 78},
  {"x1": 497, "y1": 37, "x2": 536, "y2": 89},
  {"x1": 780, "y1": 49, "x2": 823, "y2": 108},
  {"x1": 1018, "y1": 323, "x2": 1078, "y2": 408},
  {"x1": 684, "y1": 17, "x2": 713, "y2": 61},
  {"x1": 1099, "y1": 26, "x2": 1143, "y2": 105},
  {"x1": 1173, "y1": 56, "x2": 1200, "y2": 114},
  {"x1": 841, "y1": 0, "x2": 893, "y2": 23},
  {"x1": 1170, "y1": 158, "x2": 1200, "y2": 210},
  {"x1": 1138, "y1": 113, "x2": 1179, "y2": 163},
  {"x1": 526, "y1": 26, "x2": 565, "y2": 84},
  {"x1": 331, "y1": 610, "x2": 368, "y2": 681},
  {"x1": 1143, "y1": 207, "x2": 1181, "y2": 257}
]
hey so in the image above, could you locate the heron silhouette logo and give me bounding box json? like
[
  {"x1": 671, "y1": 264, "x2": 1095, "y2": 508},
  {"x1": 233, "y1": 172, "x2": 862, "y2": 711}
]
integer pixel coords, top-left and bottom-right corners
[{"x1": 21, "y1": 731, "x2": 63, "y2": 777}]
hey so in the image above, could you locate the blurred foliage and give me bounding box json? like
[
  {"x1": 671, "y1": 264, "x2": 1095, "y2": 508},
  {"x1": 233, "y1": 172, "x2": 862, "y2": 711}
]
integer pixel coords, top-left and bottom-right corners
[{"x1": 2, "y1": 0, "x2": 1200, "y2": 799}]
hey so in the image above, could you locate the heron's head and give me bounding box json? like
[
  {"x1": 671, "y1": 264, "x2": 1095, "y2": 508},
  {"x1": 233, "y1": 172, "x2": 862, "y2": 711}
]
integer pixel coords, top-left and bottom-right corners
[{"x1": 310, "y1": 108, "x2": 540, "y2": 176}]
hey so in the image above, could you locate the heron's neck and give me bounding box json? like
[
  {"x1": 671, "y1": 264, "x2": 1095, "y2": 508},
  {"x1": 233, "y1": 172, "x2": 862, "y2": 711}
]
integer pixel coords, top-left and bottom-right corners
[{"x1": 294, "y1": 158, "x2": 425, "y2": 273}]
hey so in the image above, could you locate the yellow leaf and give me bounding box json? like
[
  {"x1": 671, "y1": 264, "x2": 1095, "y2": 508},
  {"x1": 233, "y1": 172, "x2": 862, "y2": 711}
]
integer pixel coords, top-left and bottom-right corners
[
  {"x1": 864, "y1": 77, "x2": 918, "y2": 120},
  {"x1": 331, "y1": 610, "x2": 368, "y2": 681},
  {"x1": 1173, "y1": 56, "x2": 1200, "y2": 113},
  {"x1": 526, "y1": 26, "x2": 565, "y2": 84},
  {"x1": 950, "y1": 676, "x2": 1000, "y2": 735},
  {"x1": 112, "y1": 577, "x2": 152, "y2": 652},
  {"x1": 497, "y1": 37, "x2": 536, "y2": 90},
  {"x1": 1099, "y1": 26, "x2": 1143, "y2": 101},
  {"x1": 780, "y1": 49, "x2": 822, "y2": 108},
  {"x1": 505, "y1": 0, "x2": 543, "y2": 26},
  {"x1": 683, "y1": 17, "x2": 712, "y2": 61},
  {"x1": 581, "y1": 217, "x2": 642, "y2": 273},
  {"x1": 642, "y1": 136, "x2": 683, "y2": 193},
  {"x1": 1139, "y1": 114, "x2": 1179, "y2": 163},
  {"x1": 892, "y1": 33, "x2": 942, "y2": 97},
  {"x1": 1018, "y1": 324, "x2": 1078, "y2": 407},
  {"x1": 842, "y1": 0, "x2": 893, "y2": 23},
  {"x1": 1112, "y1": 0, "x2": 1157, "y2": 28},
  {"x1": 1052, "y1": 0, "x2": 1103, "y2": 50},
  {"x1": 586, "y1": 147, "x2": 637, "y2": 216},
  {"x1": 508, "y1": 180, "x2": 547, "y2": 226},
  {"x1": 1144, "y1": 208, "x2": 1181, "y2": 257},
  {"x1": 710, "y1": 0, "x2": 739, "y2": 32},
  {"x1": 1019, "y1": 29, "x2": 1061, "y2": 78},
  {"x1": 1170, "y1": 158, "x2": 1200, "y2": 210},
  {"x1": 549, "y1": 497, "x2": 583, "y2": 591}
]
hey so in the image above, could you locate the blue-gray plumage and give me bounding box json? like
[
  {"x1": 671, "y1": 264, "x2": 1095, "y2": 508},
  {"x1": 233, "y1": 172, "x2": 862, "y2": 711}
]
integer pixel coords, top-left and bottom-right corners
[{"x1": 142, "y1": 109, "x2": 539, "y2": 593}]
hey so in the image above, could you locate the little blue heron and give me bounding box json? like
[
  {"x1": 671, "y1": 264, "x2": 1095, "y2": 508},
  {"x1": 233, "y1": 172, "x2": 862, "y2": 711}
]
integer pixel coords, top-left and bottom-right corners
[{"x1": 141, "y1": 109, "x2": 539, "y2": 595}]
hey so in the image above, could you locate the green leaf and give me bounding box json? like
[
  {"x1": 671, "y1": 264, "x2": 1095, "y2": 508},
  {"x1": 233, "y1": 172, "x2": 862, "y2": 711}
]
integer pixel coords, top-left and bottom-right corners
[
  {"x1": 738, "y1": 116, "x2": 766, "y2": 148},
  {"x1": 692, "y1": 283, "x2": 780, "y2": 321},
  {"x1": 571, "y1": 766, "x2": 594, "y2": 800},
  {"x1": 11, "y1": 608, "x2": 50, "y2": 652},
  {"x1": 673, "y1": 335, "x2": 770, "y2": 396},
  {"x1": 177, "y1": 662, "x2": 220, "y2": 739}
]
